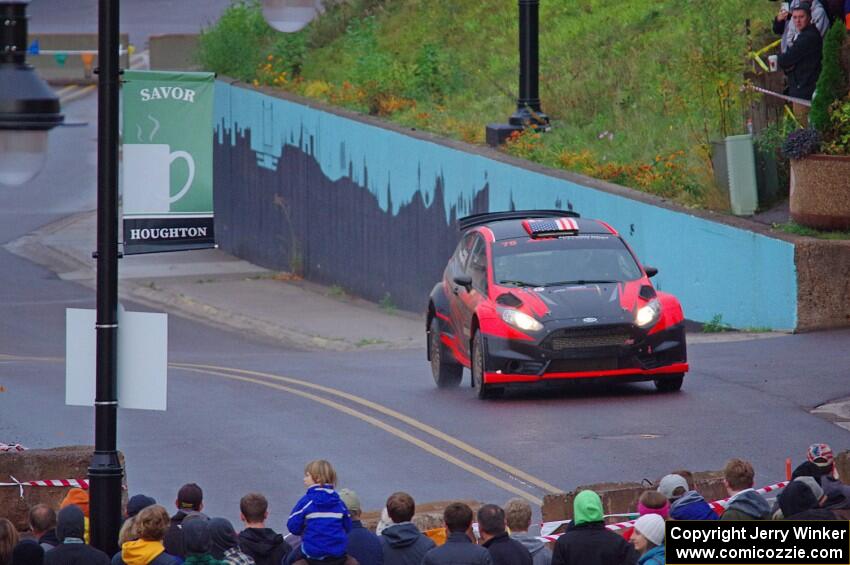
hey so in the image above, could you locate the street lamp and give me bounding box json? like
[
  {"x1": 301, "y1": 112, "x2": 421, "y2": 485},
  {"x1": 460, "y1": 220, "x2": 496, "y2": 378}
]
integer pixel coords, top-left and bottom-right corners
[
  {"x1": 486, "y1": 0, "x2": 550, "y2": 147},
  {"x1": 0, "y1": 0, "x2": 63, "y2": 186},
  {"x1": 262, "y1": 0, "x2": 323, "y2": 33}
]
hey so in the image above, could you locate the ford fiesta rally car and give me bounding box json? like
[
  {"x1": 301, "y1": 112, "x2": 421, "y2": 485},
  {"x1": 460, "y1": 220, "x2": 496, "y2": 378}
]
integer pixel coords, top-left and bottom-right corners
[{"x1": 426, "y1": 210, "x2": 688, "y2": 398}]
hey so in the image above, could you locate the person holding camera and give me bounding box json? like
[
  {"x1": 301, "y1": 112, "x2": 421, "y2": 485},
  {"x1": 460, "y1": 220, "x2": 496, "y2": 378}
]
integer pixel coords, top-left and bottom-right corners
[{"x1": 774, "y1": 0, "x2": 829, "y2": 52}]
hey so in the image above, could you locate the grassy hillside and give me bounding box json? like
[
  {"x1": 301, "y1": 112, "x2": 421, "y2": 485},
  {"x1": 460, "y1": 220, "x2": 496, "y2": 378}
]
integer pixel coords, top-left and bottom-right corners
[{"x1": 199, "y1": 0, "x2": 779, "y2": 208}]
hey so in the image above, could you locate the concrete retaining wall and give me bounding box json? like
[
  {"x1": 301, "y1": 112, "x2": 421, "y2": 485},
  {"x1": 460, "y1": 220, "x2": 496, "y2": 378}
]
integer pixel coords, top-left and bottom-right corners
[
  {"x1": 212, "y1": 80, "x2": 804, "y2": 329},
  {"x1": 0, "y1": 446, "x2": 126, "y2": 532},
  {"x1": 795, "y1": 240, "x2": 850, "y2": 331}
]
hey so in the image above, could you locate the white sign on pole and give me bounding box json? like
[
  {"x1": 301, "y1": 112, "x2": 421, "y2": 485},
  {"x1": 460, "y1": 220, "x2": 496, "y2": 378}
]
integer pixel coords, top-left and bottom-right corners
[{"x1": 66, "y1": 307, "x2": 168, "y2": 411}]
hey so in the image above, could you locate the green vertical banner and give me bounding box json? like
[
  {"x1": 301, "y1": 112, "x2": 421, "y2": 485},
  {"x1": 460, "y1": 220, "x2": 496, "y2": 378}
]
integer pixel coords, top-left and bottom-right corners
[{"x1": 122, "y1": 70, "x2": 215, "y2": 254}]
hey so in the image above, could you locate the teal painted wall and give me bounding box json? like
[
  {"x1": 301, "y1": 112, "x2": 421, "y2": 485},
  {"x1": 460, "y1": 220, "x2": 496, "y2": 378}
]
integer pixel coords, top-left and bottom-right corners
[{"x1": 214, "y1": 82, "x2": 798, "y2": 330}]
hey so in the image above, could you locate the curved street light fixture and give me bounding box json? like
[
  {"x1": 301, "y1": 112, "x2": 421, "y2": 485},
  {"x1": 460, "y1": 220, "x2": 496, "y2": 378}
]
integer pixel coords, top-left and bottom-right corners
[
  {"x1": 0, "y1": 0, "x2": 63, "y2": 186},
  {"x1": 262, "y1": 0, "x2": 323, "y2": 33}
]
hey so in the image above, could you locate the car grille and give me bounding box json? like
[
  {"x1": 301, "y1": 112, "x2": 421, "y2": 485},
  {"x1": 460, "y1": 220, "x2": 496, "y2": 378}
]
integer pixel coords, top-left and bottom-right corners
[
  {"x1": 547, "y1": 358, "x2": 619, "y2": 373},
  {"x1": 545, "y1": 325, "x2": 634, "y2": 350}
]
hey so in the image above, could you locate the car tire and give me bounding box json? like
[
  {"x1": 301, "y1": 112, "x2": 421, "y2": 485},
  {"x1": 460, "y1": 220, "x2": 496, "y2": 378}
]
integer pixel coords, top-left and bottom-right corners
[
  {"x1": 654, "y1": 373, "x2": 684, "y2": 393},
  {"x1": 471, "y1": 330, "x2": 503, "y2": 399},
  {"x1": 429, "y1": 318, "x2": 463, "y2": 388}
]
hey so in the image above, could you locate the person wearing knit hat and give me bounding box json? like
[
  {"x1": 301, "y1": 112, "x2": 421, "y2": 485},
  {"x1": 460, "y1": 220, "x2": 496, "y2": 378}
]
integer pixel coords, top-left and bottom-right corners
[
  {"x1": 208, "y1": 517, "x2": 254, "y2": 564},
  {"x1": 800, "y1": 444, "x2": 850, "y2": 510},
  {"x1": 631, "y1": 514, "x2": 665, "y2": 565},
  {"x1": 777, "y1": 480, "x2": 837, "y2": 520},
  {"x1": 44, "y1": 506, "x2": 110, "y2": 565},
  {"x1": 60, "y1": 488, "x2": 90, "y2": 517},
  {"x1": 127, "y1": 495, "x2": 157, "y2": 520},
  {"x1": 12, "y1": 539, "x2": 44, "y2": 565},
  {"x1": 60, "y1": 488, "x2": 91, "y2": 544},
  {"x1": 551, "y1": 490, "x2": 639, "y2": 565},
  {"x1": 182, "y1": 516, "x2": 226, "y2": 565}
]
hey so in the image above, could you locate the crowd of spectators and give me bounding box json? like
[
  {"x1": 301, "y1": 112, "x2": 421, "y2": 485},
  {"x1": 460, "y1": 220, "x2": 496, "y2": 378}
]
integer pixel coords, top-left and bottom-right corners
[{"x1": 2, "y1": 445, "x2": 850, "y2": 565}]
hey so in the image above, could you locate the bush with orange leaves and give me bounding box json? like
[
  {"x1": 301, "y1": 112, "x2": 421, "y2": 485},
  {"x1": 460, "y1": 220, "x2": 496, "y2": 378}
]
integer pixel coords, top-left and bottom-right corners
[
  {"x1": 505, "y1": 130, "x2": 700, "y2": 199},
  {"x1": 254, "y1": 54, "x2": 289, "y2": 88}
]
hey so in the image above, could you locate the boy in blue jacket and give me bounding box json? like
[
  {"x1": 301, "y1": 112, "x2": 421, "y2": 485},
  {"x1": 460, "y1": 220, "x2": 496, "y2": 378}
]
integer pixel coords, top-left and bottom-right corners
[{"x1": 286, "y1": 460, "x2": 352, "y2": 563}]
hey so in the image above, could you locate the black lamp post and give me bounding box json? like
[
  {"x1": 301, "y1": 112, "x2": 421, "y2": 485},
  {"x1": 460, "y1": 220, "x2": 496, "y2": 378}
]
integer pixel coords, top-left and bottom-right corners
[
  {"x1": 89, "y1": 0, "x2": 123, "y2": 555},
  {"x1": 486, "y1": 0, "x2": 550, "y2": 147},
  {"x1": 0, "y1": 0, "x2": 123, "y2": 554},
  {"x1": 0, "y1": 0, "x2": 63, "y2": 186}
]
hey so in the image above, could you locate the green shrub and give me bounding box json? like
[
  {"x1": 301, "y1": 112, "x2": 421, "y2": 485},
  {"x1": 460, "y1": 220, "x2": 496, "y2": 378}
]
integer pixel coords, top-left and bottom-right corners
[
  {"x1": 822, "y1": 95, "x2": 850, "y2": 155},
  {"x1": 411, "y1": 43, "x2": 458, "y2": 102},
  {"x1": 271, "y1": 31, "x2": 307, "y2": 77},
  {"x1": 196, "y1": 0, "x2": 274, "y2": 82},
  {"x1": 810, "y1": 21, "x2": 847, "y2": 132}
]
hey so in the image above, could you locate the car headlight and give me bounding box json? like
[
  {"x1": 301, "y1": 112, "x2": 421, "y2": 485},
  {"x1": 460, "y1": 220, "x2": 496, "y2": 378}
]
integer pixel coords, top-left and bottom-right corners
[
  {"x1": 501, "y1": 309, "x2": 544, "y2": 332},
  {"x1": 635, "y1": 299, "x2": 662, "y2": 328}
]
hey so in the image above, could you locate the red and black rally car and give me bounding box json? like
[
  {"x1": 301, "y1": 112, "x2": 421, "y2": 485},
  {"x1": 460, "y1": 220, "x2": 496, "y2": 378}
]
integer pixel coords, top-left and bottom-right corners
[{"x1": 426, "y1": 210, "x2": 688, "y2": 398}]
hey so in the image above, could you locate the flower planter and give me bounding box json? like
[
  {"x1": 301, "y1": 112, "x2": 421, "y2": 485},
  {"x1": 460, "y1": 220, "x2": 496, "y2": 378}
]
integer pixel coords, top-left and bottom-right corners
[{"x1": 790, "y1": 154, "x2": 850, "y2": 230}]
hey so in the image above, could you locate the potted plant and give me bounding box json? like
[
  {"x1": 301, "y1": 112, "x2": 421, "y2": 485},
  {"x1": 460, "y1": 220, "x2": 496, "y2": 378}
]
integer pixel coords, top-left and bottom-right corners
[{"x1": 784, "y1": 21, "x2": 850, "y2": 230}]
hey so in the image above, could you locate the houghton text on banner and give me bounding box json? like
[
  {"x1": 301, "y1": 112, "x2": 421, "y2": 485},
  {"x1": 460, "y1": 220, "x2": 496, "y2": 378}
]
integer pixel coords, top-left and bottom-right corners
[{"x1": 122, "y1": 70, "x2": 215, "y2": 254}]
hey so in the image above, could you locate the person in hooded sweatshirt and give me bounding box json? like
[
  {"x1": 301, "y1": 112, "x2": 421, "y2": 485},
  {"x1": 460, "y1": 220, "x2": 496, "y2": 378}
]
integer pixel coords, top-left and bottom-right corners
[
  {"x1": 286, "y1": 460, "x2": 352, "y2": 565},
  {"x1": 657, "y1": 474, "x2": 718, "y2": 521},
  {"x1": 114, "y1": 505, "x2": 180, "y2": 565},
  {"x1": 504, "y1": 498, "x2": 551, "y2": 565},
  {"x1": 208, "y1": 518, "x2": 255, "y2": 564},
  {"x1": 237, "y1": 493, "x2": 291, "y2": 565},
  {"x1": 719, "y1": 459, "x2": 771, "y2": 521},
  {"x1": 379, "y1": 492, "x2": 435, "y2": 565},
  {"x1": 44, "y1": 506, "x2": 110, "y2": 565},
  {"x1": 551, "y1": 490, "x2": 638, "y2": 565},
  {"x1": 183, "y1": 515, "x2": 226, "y2": 565},
  {"x1": 777, "y1": 480, "x2": 837, "y2": 520}
]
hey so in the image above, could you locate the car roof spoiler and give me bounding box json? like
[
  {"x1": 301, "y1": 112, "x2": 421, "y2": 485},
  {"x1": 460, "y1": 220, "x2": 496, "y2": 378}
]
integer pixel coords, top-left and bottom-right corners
[{"x1": 458, "y1": 209, "x2": 580, "y2": 231}]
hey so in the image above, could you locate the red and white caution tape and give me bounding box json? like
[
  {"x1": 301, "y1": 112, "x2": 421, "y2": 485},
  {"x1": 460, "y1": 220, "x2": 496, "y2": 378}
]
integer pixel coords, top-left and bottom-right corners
[
  {"x1": 537, "y1": 480, "x2": 789, "y2": 543},
  {"x1": 0, "y1": 443, "x2": 27, "y2": 452},
  {"x1": 747, "y1": 84, "x2": 812, "y2": 107},
  {"x1": 0, "y1": 476, "x2": 89, "y2": 497}
]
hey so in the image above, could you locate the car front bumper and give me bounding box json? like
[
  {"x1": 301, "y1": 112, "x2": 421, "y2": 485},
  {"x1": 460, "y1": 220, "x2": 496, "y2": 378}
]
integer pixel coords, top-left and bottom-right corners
[{"x1": 481, "y1": 322, "x2": 688, "y2": 385}]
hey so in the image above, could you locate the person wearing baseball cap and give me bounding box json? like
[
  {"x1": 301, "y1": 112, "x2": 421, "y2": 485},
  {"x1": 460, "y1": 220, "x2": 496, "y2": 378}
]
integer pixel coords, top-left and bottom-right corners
[
  {"x1": 658, "y1": 474, "x2": 719, "y2": 521},
  {"x1": 630, "y1": 514, "x2": 665, "y2": 565},
  {"x1": 339, "y1": 488, "x2": 383, "y2": 565},
  {"x1": 163, "y1": 483, "x2": 207, "y2": 558}
]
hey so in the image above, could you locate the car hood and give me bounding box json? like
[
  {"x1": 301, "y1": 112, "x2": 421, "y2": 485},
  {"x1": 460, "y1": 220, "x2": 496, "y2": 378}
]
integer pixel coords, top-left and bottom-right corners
[{"x1": 510, "y1": 281, "x2": 644, "y2": 324}]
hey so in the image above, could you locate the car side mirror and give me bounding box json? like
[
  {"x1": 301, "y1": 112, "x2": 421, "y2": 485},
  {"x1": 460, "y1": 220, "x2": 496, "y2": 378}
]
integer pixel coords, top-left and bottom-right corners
[
  {"x1": 645, "y1": 266, "x2": 658, "y2": 278},
  {"x1": 453, "y1": 275, "x2": 473, "y2": 291}
]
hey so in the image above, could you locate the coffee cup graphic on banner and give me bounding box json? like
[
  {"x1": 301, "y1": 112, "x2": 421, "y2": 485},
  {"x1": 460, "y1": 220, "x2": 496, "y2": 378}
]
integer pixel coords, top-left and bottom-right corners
[{"x1": 123, "y1": 143, "x2": 195, "y2": 214}]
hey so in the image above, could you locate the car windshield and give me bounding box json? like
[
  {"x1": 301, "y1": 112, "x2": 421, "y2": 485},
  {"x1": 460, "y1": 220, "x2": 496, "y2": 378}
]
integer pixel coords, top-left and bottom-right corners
[{"x1": 492, "y1": 234, "x2": 642, "y2": 287}]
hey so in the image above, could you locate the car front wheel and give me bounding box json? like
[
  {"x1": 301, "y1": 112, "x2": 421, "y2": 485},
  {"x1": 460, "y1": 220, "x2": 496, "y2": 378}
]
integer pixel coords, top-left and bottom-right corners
[
  {"x1": 429, "y1": 317, "x2": 462, "y2": 388},
  {"x1": 472, "y1": 330, "x2": 502, "y2": 399},
  {"x1": 654, "y1": 373, "x2": 684, "y2": 393}
]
